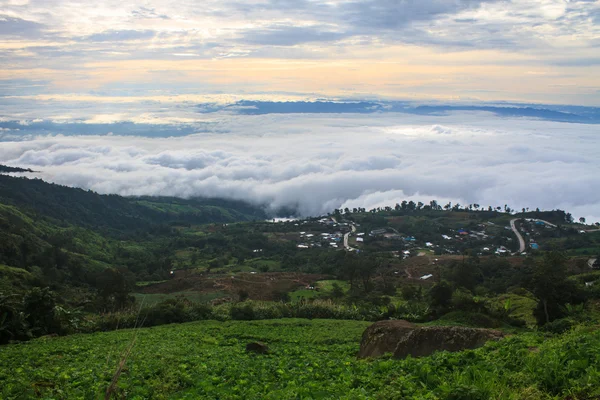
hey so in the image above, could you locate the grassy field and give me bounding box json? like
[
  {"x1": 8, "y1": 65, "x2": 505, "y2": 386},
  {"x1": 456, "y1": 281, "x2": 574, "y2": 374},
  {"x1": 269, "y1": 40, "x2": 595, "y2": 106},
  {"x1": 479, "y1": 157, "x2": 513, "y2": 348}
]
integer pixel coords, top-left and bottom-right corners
[
  {"x1": 315, "y1": 279, "x2": 350, "y2": 292},
  {"x1": 288, "y1": 289, "x2": 320, "y2": 302},
  {"x1": 1, "y1": 319, "x2": 600, "y2": 399}
]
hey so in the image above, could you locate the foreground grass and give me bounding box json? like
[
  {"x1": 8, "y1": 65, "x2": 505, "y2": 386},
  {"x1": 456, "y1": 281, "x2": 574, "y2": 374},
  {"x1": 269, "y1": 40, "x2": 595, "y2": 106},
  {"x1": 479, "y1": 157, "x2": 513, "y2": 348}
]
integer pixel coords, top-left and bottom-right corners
[{"x1": 1, "y1": 319, "x2": 599, "y2": 399}]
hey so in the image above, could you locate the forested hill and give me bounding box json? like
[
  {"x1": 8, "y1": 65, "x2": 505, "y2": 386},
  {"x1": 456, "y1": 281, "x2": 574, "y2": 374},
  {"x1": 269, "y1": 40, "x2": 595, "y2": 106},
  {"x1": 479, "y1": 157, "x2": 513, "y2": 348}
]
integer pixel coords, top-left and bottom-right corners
[
  {"x1": 0, "y1": 174, "x2": 267, "y2": 233},
  {"x1": 0, "y1": 164, "x2": 34, "y2": 173}
]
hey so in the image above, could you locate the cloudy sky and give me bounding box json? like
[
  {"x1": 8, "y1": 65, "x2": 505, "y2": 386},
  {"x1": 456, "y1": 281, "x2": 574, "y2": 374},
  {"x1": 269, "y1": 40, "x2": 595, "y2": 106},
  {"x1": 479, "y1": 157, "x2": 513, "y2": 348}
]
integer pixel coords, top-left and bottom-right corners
[
  {"x1": 1, "y1": 0, "x2": 599, "y2": 222},
  {"x1": 1, "y1": 0, "x2": 599, "y2": 103}
]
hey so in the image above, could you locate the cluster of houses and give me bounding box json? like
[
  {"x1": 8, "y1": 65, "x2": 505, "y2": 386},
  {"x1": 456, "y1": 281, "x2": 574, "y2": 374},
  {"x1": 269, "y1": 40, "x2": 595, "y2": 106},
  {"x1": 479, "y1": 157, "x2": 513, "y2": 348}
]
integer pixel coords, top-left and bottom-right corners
[
  {"x1": 359, "y1": 223, "x2": 522, "y2": 258},
  {"x1": 296, "y1": 218, "x2": 349, "y2": 249},
  {"x1": 289, "y1": 216, "x2": 555, "y2": 258}
]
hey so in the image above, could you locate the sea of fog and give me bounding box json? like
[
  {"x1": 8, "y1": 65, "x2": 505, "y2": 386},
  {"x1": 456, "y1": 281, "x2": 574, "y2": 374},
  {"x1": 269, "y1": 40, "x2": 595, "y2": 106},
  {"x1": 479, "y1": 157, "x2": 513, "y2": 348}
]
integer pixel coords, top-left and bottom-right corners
[{"x1": 0, "y1": 100, "x2": 599, "y2": 222}]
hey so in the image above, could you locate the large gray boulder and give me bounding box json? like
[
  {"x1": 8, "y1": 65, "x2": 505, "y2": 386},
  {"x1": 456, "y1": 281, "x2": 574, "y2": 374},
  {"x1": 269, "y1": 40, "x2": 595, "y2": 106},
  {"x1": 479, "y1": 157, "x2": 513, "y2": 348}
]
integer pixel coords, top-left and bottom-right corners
[
  {"x1": 358, "y1": 322, "x2": 504, "y2": 359},
  {"x1": 358, "y1": 320, "x2": 416, "y2": 359},
  {"x1": 393, "y1": 326, "x2": 504, "y2": 359}
]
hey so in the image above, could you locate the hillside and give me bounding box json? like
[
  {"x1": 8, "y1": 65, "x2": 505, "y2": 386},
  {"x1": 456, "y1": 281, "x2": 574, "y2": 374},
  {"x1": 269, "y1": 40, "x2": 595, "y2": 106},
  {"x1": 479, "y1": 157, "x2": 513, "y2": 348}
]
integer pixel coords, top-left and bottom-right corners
[
  {"x1": 0, "y1": 173, "x2": 268, "y2": 301},
  {"x1": 0, "y1": 169, "x2": 600, "y2": 400},
  {"x1": 0, "y1": 174, "x2": 267, "y2": 233}
]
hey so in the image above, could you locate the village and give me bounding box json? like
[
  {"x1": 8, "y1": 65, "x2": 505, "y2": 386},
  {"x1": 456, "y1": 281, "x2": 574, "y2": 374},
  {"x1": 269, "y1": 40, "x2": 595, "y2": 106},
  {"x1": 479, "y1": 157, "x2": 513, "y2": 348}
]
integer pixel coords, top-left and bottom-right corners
[{"x1": 285, "y1": 214, "x2": 560, "y2": 259}]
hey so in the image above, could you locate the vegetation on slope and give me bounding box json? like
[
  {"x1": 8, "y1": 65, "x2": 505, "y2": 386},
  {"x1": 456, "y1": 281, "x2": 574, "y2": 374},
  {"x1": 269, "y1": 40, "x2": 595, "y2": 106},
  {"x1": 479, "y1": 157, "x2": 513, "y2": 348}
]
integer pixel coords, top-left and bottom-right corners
[{"x1": 1, "y1": 319, "x2": 600, "y2": 399}]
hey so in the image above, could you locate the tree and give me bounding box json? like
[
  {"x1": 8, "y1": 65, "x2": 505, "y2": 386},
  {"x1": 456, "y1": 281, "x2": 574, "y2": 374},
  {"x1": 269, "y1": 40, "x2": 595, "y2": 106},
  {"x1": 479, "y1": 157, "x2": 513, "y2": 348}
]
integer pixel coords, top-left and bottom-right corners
[
  {"x1": 565, "y1": 213, "x2": 574, "y2": 223},
  {"x1": 331, "y1": 283, "x2": 345, "y2": 299},
  {"x1": 96, "y1": 268, "x2": 135, "y2": 311},
  {"x1": 0, "y1": 294, "x2": 30, "y2": 344},
  {"x1": 579, "y1": 217, "x2": 586, "y2": 224},
  {"x1": 429, "y1": 281, "x2": 453, "y2": 310},
  {"x1": 449, "y1": 259, "x2": 479, "y2": 292},
  {"x1": 530, "y1": 252, "x2": 579, "y2": 325},
  {"x1": 23, "y1": 287, "x2": 61, "y2": 336},
  {"x1": 400, "y1": 284, "x2": 422, "y2": 301}
]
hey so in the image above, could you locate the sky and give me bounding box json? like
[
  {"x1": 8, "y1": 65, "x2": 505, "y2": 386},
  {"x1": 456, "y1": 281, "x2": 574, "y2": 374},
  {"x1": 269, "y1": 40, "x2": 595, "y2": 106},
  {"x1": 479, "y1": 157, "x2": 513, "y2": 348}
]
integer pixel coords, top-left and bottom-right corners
[
  {"x1": 0, "y1": 0, "x2": 599, "y2": 104},
  {"x1": 1, "y1": 0, "x2": 599, "y2": 222}
]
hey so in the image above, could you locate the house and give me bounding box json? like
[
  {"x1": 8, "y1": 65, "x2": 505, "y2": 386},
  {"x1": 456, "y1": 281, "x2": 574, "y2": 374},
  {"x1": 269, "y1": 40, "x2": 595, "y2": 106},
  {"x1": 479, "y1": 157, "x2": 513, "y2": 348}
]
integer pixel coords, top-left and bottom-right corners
[
  {"x1": 442, "y1": 234, "x2": 452, "y2": 240},
  {"x1": 530, "y1": 243, "x2": 539, "y2": 250},
  {"x1": 356, "y1": 237, "x2": 364, "y2": 242},
  {"x1": 425, "y1": 242, "x2": 433, "y2": 247},
  {"x1": 495, "y1": 246, "x2": 509, "y2": 255},
  {"x1": 297, "y1": 244, "x2": 309, "y2": 249},
  {"x1": 420, "y1": 274, "x2": 433, "y2": 280},
  {"x1": 404, "y1": 236, "x2": 416, "y2": 242}
]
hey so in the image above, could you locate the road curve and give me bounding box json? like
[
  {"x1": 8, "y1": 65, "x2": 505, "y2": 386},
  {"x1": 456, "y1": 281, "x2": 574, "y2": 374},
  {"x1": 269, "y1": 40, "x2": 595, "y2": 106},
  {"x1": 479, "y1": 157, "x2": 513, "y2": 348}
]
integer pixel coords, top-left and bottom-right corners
[
  {"x1": 343, "y1": 223, "x2": 358, "y2": 251},
  {"x1": 510, "y1": 218, "x2": 526, "y2": 253}
]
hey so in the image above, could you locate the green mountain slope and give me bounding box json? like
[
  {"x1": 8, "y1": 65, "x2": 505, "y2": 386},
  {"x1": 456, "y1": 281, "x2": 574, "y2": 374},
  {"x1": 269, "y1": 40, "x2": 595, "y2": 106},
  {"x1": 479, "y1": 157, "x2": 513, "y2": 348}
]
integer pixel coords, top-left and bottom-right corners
[
  {"x1": 0, "y1": 174, "x2": 266, "y2": 233},
  {"x1": 0, "y1": 173, "x2": 268, "y2": 292}
]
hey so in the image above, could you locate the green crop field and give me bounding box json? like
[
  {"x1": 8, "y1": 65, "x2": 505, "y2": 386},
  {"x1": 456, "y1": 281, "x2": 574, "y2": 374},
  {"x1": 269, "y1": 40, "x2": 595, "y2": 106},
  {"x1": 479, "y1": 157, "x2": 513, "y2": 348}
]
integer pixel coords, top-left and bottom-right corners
[{"x1": 1, "y1": 319, "x2": 600, "y2": 399}]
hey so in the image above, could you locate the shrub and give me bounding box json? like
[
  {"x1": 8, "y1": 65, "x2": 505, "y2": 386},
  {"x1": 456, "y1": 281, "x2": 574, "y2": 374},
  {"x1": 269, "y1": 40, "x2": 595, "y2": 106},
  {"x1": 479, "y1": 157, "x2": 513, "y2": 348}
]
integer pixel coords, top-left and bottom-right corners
[
  {"x1": 540, "y1": 318, "x2": 572, "y2": 334},
  {"x1": 230, "y1": 302, "x2": 255, "y2": 320}
]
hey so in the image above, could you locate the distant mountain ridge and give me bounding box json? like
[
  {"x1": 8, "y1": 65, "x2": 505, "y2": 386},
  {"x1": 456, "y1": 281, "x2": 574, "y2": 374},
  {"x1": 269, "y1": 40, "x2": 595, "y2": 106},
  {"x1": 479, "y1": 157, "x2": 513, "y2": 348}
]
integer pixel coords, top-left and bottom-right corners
[
  {"x1": 213, "y1": 100, "x2": 600, "y2": 124},
  {"x1": 0, "y1": 173, "x2": 267, "y2": 234},
  {"x1": 0, "y1": 164, "x2": 34, "y2": 173}
]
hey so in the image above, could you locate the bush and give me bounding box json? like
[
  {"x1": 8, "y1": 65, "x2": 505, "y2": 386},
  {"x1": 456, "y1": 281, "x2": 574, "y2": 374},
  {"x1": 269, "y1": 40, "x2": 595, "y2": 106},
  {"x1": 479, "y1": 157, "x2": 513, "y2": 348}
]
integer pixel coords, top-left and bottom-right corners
[
  {"x1": 540, "y1": 318, "x2": 572, "y2": 334},
  {"x1": 451, "y1": 288, "x2": 478, "y2": 312},
  {"x1": 230, "y1": 302, "x2": 255, "y2": 320}
]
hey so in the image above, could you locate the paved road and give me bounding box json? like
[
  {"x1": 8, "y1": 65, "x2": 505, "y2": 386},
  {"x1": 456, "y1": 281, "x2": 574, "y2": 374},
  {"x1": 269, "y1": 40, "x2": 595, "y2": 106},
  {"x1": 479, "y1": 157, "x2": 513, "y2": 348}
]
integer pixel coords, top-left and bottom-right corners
[
  {"x1": 343, "y1": 223, "x2": 357, "y2": 251},
  {"x1": 527, "y1": 218, "x2": 557, "y2": 228},
  {"x1": 510, "y1": 219, "x2": 526, "y2": 253}
]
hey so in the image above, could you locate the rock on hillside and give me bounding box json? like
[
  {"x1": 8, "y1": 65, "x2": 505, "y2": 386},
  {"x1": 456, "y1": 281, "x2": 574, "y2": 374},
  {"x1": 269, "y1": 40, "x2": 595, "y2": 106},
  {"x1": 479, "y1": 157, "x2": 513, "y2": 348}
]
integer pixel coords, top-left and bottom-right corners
[
  {"x1": 357, "y1": 320, "x2": 416, "y2": 358},
  {"x1": 358, "y1": 322, "x2": 504, "y2": 359},
  {"x1": 393, "y1": 326, "x2": 504, "y2": 359}
]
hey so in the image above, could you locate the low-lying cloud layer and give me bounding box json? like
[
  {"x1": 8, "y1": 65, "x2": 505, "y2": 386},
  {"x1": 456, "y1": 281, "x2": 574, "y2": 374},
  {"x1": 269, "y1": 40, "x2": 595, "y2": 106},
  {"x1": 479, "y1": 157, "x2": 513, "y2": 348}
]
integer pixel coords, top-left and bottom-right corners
[{"x1": 1, "y1": 111, "x2": 599, "y2": 222}]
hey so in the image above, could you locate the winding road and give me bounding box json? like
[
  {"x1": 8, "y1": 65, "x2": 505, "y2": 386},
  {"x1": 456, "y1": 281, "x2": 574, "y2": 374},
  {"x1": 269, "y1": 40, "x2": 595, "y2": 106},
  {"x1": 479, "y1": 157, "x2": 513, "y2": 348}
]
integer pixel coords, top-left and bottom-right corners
[
  {"x1": 510, "y1": 219, "x2": 526, "y2": 253},
  {"x1": 343, "y1": 223, "x2": 358, "y2": 251},
  {"x1": 510, "y1": 218, "x2": 563, "y2": 254}
]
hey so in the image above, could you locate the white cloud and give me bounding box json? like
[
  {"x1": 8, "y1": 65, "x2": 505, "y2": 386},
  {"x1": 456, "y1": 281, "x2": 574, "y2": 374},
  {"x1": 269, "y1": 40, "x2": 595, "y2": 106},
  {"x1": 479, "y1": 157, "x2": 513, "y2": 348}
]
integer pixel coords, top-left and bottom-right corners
[{"x1": 1, "y1": 111, "x2": 599, "y2": 222}]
